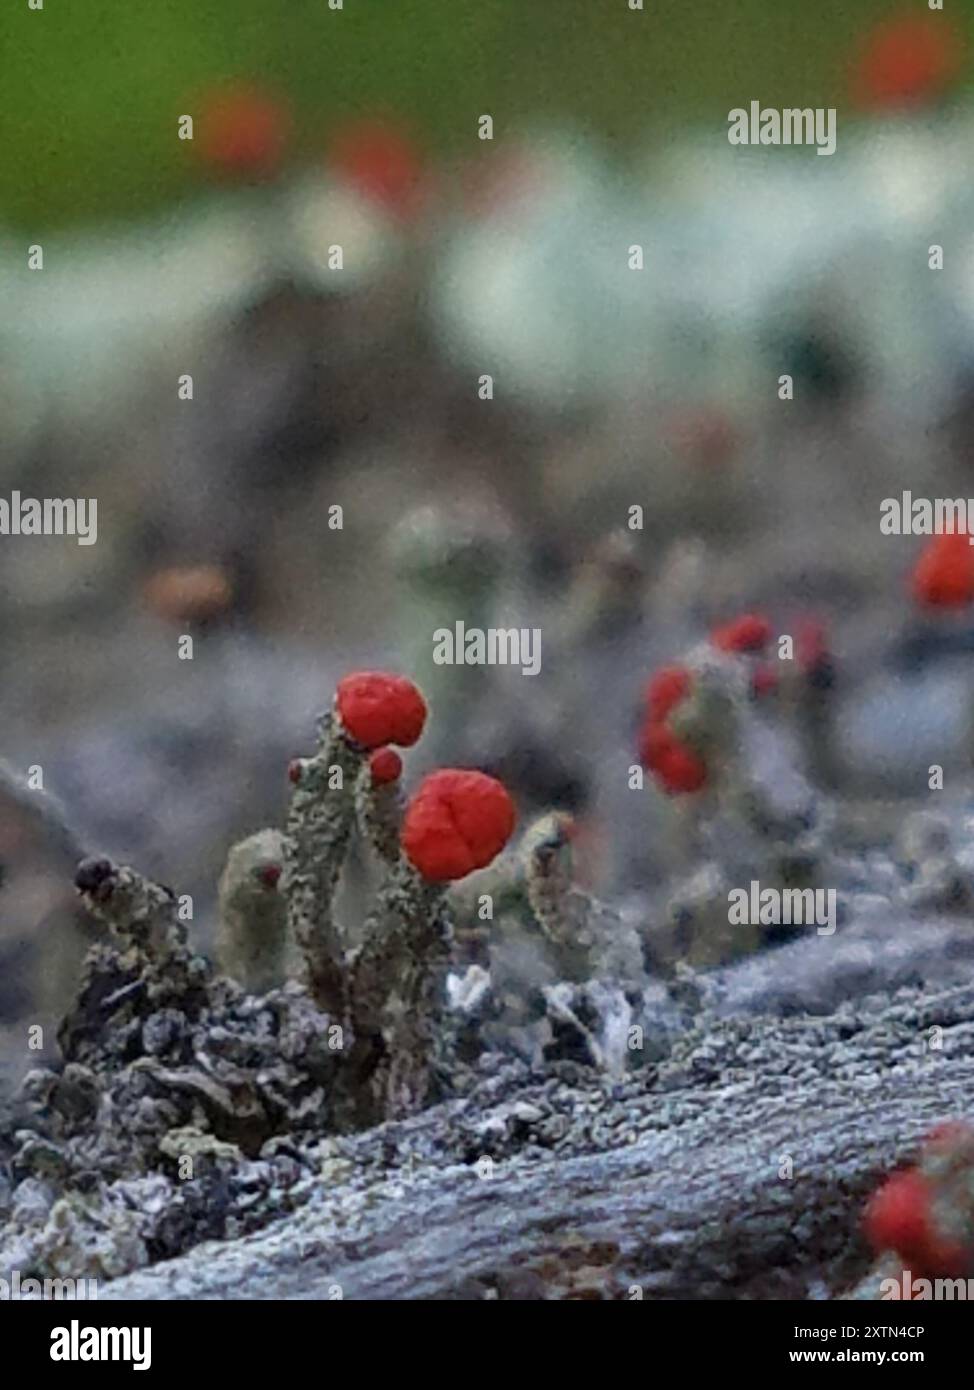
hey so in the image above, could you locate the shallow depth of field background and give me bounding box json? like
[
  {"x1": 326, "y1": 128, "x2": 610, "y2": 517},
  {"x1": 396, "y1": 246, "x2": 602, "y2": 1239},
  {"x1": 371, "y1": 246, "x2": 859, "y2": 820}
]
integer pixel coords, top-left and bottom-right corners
[
  {"x1": 2, "y1": 0, "x2": 974, "y2": 1056},
  {"x1": 1, "y1": 0, "x2": 952, "y2": 232}
]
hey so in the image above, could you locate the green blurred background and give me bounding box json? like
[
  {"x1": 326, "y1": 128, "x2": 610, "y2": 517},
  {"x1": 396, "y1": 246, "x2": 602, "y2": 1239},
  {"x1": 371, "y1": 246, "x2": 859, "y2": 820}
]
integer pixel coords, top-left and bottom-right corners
[{"x1": 3, "y1": 0, "x2": 970, "y2": 231}]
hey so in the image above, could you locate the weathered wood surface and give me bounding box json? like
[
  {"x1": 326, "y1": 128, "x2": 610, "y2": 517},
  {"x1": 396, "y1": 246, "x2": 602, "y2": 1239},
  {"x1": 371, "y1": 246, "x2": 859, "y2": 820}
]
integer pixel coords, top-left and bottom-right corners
[{"x1": 99, "y1": 913, "x2": 974, "y2": 1300}]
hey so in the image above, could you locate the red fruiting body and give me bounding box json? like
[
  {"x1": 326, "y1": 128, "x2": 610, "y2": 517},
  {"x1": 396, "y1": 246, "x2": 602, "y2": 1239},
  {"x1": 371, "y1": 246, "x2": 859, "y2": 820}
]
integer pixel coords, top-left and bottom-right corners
[
  {"x1": 751, "y1": 663, "x2": 778, "y2": 699},
  {"x1": 639, "y1": 724, "x2": 708, "y2": 795},
  {"x1": 852, "y1": 13, "x2": 964, "y2": 111},
  {"x1": 863, "y1": 1170, "x2": 934, "y2": 1269},
  {"x1": 796, "y1": 617, "x2": 830, "y2": 673},
  {"x1": 639, "y1": 664, "x2": 708, "y2": 794},
  {"x1": 369, "y1": 747, "x2": 403, "y2": 786},
  {"x1": 863, "y1": 1165, "x2": 970, "y2": 1279},
  {"x1": 336, "y1": 672, "x2": 427, "y2": 750},
  {"x1": 257, "y1": 863, "x2": 282, "y2": 890},
  {"x1": 711, "y1": 613, "x2": 772, "y2": 654},
  {"x1": 401, "y1": 769, "x2": 515, "y2": 882},
  {"x1": 328, "y1": 121, "x2": 424, "y2": 218},
  {"x1": 911, "y1": 532, "x2": 974, "y2": 609},
  {"x1": 287, "y1": 759, "x2": 304, "y2": 784},
  {"x1": 645, "y1": 666, "x2": 693, "y2": 723},
  {"x1": 197, "y1": 83, "x2": 290, "y2": 179}
]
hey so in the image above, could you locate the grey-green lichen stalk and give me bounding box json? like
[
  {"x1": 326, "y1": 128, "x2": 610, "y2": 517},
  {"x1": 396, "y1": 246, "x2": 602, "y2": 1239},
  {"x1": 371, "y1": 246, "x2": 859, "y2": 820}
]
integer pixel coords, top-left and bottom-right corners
[
  {"x1": 354, "y1": 753, "x2": 404, "y2": 867},
  {"x1": 523, "y1": 812, "x2": 643, "y2": 984},
  {"x1": 348, "y1": 860, "x2": 453, "y2": 1123},
  {"x1": 283, "y1": 711, "x2": 364, "y2": 1018},
  {"x1": 74, "y1": 856, "x2": 185, "y2": 961},
  {"x1": 216, "y1": 828, "x2": 289, "y2": 993}
]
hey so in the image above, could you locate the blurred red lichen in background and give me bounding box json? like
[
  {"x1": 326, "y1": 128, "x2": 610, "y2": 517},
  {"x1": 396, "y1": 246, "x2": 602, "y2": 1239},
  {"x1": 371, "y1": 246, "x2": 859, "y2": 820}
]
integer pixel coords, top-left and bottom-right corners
[
  {"x1": 795, "y1": 616, "x2": 831, "y2": 676},
  {"x1": 639, "y1": 723, "x2": 709, "y2": 795},
  {"x1": 911, "y1": 531, "x2": 974, "y2": 610},
  {"x1": 851, "y1": 10, "x2": 965, "y2": 111},
  {"x1": 327, "y1": 119, "x2": 427, "y2": 219},
  {"x1": 711, "y1": 612, "x2": 772, "y2": 654},
  {"x1": 863, "y1": 1122, "x2": 974, "y2": 1282},
  {"x1": 196, "y1": 81, "x2": 292, "y2": 180},
  {"x1": 638, "y1": 668, "x2": 709, "y2": 795},
  {"x1": 750, "y1": 663, "x2": 779, "y2": 699},
  {"x1": 645, "y1": 665, "x2": 694, "y2": 723}
]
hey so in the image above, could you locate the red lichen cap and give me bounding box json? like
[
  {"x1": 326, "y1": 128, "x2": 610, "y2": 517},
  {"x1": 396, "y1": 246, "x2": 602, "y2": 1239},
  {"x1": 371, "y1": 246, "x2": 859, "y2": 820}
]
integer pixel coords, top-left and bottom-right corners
[
  {"x1": 328, "y1": 120, "x2": 426, "y2": 218},
  {"x1": 796, "y1": 617, "x2": 830, "y2": 672},
  {"x1": 911, "y1": 532, "x2": 974, "y2": 609},
  {"x1": 369, "y1": 747, "x2": 403, "y2": 786},
  {"x1": 639, "y1": 724, "x2": 708, "y2": 795},
  {"x1": 852, "y1": 12, "x2": 964, "y2": 111},
  {"x1": 401, "y1": 769, "x2": 516, "y2": 881},
  {"x1": 863, "y1": 1166, "x2": 969, "y2": 1278},
  {"x1": 336, "y1": 672, "x2": 427, "y2": 750},
  {"x1": 645, "y1": 666, "x2": 693, "y2": 724},
  {"x1": 863, "y1": 1170, "x2": 934, "y2": 1267},
  {"x1": 751, "y1": 663, "x2": 779, "y2": 699},
  {"x1": 197, "y1": 82, "x2": 291, "y2": 179},
  {"x1": 711, "y1": 613, "x2": 772, "y2": 654}
]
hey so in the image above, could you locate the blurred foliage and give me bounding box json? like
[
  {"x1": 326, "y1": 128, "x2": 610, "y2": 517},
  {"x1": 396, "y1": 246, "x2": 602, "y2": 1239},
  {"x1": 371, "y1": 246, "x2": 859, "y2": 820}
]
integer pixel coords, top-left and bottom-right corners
[{"x1": 0, "y1": 0, "x2": 970, "y2": 231}]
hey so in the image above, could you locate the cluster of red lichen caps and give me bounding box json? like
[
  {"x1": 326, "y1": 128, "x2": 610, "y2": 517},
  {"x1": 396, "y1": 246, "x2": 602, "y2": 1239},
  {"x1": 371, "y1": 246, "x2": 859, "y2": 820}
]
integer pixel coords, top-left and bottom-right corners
[
  {"x1": 639, "y1": 612, "x2": 776, "y2": 793},
  {"x1": 710, "y1": 612, "x2": 772, "y2": 655},
  {"x1": 711, "y1": 611, "x2": 776, "y2": 698},
  {"x1": 638, "y1": 665, "x2": 708, "y2": 795},
  {"x1": 912, "y1": 531, "x2": 974, "y2": 609},
  {"x1": 194, "y1": 91, "x2": 427, "y2": 211},
  {"x1": 863, "y1": 1121, "x2": 974, "y2": 1282},
  {"x1": 322, "y1": 672, "x2": 514, "y2": 879}
]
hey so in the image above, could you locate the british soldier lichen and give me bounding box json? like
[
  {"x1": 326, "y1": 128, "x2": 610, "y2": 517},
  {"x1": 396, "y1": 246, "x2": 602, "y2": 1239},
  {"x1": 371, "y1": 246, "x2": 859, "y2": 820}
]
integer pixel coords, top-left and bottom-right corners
[{"x1": 70, "y1": 672, "x2": 517, "y2": 1131}]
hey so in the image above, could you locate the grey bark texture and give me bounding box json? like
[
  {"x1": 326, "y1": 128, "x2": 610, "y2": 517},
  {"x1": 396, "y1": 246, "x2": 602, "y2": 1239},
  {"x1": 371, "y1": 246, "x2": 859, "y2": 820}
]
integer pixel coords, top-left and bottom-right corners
[{"x1": 98, "y1": 910, "x2": 974, "y2": 1301}]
